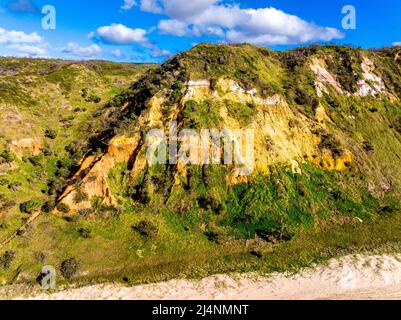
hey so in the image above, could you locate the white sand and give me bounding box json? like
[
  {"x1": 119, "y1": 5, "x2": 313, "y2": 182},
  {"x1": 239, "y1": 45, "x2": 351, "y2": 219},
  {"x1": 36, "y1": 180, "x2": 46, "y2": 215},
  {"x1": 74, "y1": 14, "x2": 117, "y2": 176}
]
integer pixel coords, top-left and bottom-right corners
[{"x1": 11, "y1": 254, "x2": 401, "y2": 300}]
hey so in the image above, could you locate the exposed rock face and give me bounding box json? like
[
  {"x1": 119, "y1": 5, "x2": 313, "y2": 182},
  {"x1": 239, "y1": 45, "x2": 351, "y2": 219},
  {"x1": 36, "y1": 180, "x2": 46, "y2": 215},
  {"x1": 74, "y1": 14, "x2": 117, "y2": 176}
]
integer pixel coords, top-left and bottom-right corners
[
  {"x1": 8, "y1": 138, "x2": 42, "y2": 158},
  {"x1": 56, "y1": 75, "x2": 353, "y2": 213},
  {"x1": 310, "y1": 58, "x2": 343, "y2": 97},
  {"x1": 57, "y1": 136, "x2": 141, "y2": 212},
  {"x1": 52, "y1": 45, "x2": 401, "y2": 215},
  {"x1": 184, "y1": 80, "x2": 211, "y2": 99},
  {"x1": 356, "y1": 57, "x2": 386, "y2": 97}
]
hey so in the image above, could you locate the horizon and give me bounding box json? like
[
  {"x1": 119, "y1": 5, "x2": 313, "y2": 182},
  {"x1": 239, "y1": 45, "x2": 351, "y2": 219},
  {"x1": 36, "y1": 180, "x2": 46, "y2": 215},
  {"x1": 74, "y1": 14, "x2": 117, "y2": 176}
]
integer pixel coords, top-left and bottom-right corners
[
  {"x1": 1, "y1": 42, "x2": 400, "y2": 64},
  {"x1": 0, "y1": 0, "x2": 400, "y2": 63}
]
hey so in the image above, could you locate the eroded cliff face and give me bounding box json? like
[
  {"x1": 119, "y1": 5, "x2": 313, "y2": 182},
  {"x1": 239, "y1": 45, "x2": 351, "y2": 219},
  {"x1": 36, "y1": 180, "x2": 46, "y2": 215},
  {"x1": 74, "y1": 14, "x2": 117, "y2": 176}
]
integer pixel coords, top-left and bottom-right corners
[
  {"x1": 58, "y1": 136, "x2": 141, "y2": 211},
  {"x1": 55, "y1": 44, "x2": 401, "y2": 214}
]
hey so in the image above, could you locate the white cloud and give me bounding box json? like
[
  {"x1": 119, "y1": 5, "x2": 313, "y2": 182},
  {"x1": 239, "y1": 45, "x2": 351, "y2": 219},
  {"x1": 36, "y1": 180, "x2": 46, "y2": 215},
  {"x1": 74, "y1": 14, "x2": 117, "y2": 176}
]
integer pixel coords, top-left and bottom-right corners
[
  {"x1": 149, "y1": 46, "x2": 171, "y2": 57},
  {"x1": 158, "y1": 19, "x2": 192, "y2": 36},
  {"x1": 91, "y1": 23, "x2": 149, "y2": 45},
  {"x1": 112, "y1": 49, "x2": 124, "y2": 59},
  {"x1": 62, "y1": 42, "x2": 102, "y2": 58},
  {"x1": 0, "y1": 27, "x2": 48, "y2": 57},
  {"x1": 90, "y1": 23, "x2": 170, "y2": 60},
  {"x1": 393, "y1": 42, "x2": 401, "y2": 46},
  {"x1": 157, "y1": 0, "x2": 218, "y2": 18},
  {"x1": 136, "y1": 1, "x2": 344, "y2": 46},
  {"x1": 140, "y1": 0, "x2": 163, "y2": 13},
  {"x1": 121, "y1": 0, "x2": 137, "y2": 11},
  {"x1": 8, "y1": 44, "x2": 46, "y2": 56},
  {"x1": 0, "y1": 27, "x2": 43, "y2": 44}
]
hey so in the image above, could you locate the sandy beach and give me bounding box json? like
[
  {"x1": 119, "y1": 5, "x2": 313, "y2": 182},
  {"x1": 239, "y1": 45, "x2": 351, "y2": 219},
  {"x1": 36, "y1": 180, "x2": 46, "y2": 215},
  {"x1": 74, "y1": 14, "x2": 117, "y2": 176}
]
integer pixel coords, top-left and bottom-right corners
[{"x1": 7, "y1": 253, "x2": 401, "y2": 300}]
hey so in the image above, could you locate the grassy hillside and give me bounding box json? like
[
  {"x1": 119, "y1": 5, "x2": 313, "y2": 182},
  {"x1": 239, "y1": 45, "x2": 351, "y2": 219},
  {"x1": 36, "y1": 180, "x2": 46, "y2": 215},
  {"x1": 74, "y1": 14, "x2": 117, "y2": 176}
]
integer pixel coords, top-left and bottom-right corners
[
  {"x1": 0, "y1": 58, "x2": 154, "y2": 262},
  {"x1": 1, "y1": 44, "x2": 401, "y2": 288}
]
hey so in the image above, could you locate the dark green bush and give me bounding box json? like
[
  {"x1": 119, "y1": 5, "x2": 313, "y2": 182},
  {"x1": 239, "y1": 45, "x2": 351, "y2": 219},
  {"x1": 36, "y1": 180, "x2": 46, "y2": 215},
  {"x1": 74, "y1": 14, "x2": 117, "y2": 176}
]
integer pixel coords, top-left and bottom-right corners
[
  {"x1": 0, "y1": 250, "x2": 15, "y2": 270},
  {"x1": 78, "y1": 228, "x2": 91, "y2": 239},
  {"x1": 294, "y1": 88, "x2": 319, "y2": 108},
  {"x1": 41, "y1": 200, "x2": 55, "y2": 213},
  {"x1": 26, "y1": 155, "x2": 44, "y2": 167},
  {"x1": 60, "y1": 258, "x2": 79, "y2": 279},
  {"x1": 57, "y1": 203, "x2": 70, "y2": 214},
  {"x1": 363, "y1": 141, "x2": 374, "y2": 152},
  {"x1": 0, "y1": 149, "x2": 14, "y2": 164},
  {"x1": 87, "y1": 95, "x2": 101, "y2": 103},
  {"x1": 132, "y1": 220, "x2": 158, "y2": 239},
  {"x1": 20, "y1": 199, "x2": 41, "y2": 214},
  {"x1": 44, "y1": 128, "x2": 57, "y2": 139}
]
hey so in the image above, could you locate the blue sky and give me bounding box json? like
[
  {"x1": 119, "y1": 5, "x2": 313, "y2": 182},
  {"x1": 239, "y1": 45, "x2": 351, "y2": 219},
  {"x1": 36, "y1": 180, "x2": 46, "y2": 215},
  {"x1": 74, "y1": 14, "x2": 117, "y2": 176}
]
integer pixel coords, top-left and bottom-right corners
[{"x1": 0, "y1": 0, "x2": 400, "y2": 62}]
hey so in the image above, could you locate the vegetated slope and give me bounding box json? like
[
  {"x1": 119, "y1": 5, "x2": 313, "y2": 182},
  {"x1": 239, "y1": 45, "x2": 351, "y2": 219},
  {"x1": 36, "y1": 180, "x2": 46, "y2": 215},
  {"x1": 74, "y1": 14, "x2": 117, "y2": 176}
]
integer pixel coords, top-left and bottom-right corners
[
  {"x1": 1, "y1": 44, "x2": 401, "y2": 285},
  {"x1": 0, "y1": 58, "x2": 154, "y2": 246}
]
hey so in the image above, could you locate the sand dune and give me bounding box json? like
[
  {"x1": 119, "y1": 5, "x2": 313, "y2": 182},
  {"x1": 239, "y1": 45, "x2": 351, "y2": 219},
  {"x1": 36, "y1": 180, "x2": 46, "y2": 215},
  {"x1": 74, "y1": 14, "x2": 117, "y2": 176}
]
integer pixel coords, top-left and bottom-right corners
[{"x1": 9, "y1": 254, "x2": 401, "y2": 300}]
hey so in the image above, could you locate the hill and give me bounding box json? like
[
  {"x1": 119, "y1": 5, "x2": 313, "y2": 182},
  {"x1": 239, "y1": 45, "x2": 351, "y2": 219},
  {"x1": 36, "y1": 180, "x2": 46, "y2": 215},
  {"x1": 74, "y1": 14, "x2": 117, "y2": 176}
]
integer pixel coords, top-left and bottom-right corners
[{"x1": 1, "y1": 44, "x2": 401, "y2": 286}]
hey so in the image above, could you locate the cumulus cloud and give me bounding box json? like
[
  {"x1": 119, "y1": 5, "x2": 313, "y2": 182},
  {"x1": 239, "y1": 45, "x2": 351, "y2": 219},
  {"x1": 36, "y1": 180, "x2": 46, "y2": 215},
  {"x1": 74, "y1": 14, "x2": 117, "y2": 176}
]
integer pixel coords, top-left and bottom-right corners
[
  {"x1": 128, "y1": 0, "x2": 344, "y2": 46},
  {"x1": 6, "y1": 0, "x2": 39, "y2": 14},
  {"x1": 62, "y1": 42, "x2": 102, "y2": 58},
  {"x1": 158, "y1": 19, "x2": 192, "y2": 36},
  {"x1": 140, "y1": 0, "x2": 163, "y2": 13},
  {"x1": 90, "y1": 23, "x2": 149, "y2": 45},
  {"x1": 0, "y1": 27, "x2": 43, "y2": 44},
  {"x1": 121, "y1": 0, "x2": 136, "y2": 11},
  {"x1": 90, "y1": 23, "x2": 171, "y2": 59},
  {"x1": 8, "y1": 44, "x2": 46, "y2": 56},
  {"x1": 112, "y1": 49, "x2": 124, "y2": 59},
  {"x1": 149, "y1": 46, "x2": 171, "y2": 57},
  {"x1": 0, "y1": 27, "x2": 48, "y2": 56},
  {"x1": 393, "y1": 42, "x2": 401, "y2": 46}
]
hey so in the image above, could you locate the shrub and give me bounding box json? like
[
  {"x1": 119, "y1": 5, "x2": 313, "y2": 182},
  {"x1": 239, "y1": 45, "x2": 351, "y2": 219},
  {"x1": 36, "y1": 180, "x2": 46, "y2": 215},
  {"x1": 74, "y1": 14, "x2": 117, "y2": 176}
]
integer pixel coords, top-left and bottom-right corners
[
  {"x1": 41, "y1": 200, "x2": 55, "y2": 213},
  {"x1": 87, "y1": 95, "x2": 101, "y2": 103},
  {"x1": 0, "y1": 195, "x2": 16, "y2": 211},
  {"x1": 74, "y1": 188, "x2": 88, "y2": 203},
  {"x1": 314, "y1": 129, "x2": 343, "y2": 157},
  {"x1": 27, "y1": 155, "x2": 44, "y2": 167},
  {"x1": 90, "y1": 196, "x2": 104, "y2": 211},
  {"x1": 60, "y1": 258, "x2": 79, "y2": 279},
  {"x1": 0, "y1": 250, "x2": 15, "y2": 270},
  {"x1": 55, "y1": 157, "x2": 75, "y2": 178},
  {"x1": 57, "y1": 203, "x2": 70, "y2": 214},
  {"x1": 81, "y1": 88, "x2": 88, "y2": 98},
  {"x1": 0, "y1": 149, "x2": 14, "y2": 164},
  {"x1": 363, "y1": 141, "x2": 374, "y2": 152},
  {"x1": 44, "y1": 128, "x2": 57, "y2": 139},
  {"x1": 78, "y1": 228, "x2": 91, "y2": 239},
  {"x1": 0, "y1": 178, "x2": 9, "y2": 186},
  {"x1": 20, "y1": 199, "x2": 41, "y2": 214},
  {"x1": 204, "y1": 229, "x2": 222, "y2": 243},
  {"x1": 294, "y1": 88, "x2": 319, "y2": 108},
  {"x1": 132, "y1": 220, "x2": 158, "y2": 239}
]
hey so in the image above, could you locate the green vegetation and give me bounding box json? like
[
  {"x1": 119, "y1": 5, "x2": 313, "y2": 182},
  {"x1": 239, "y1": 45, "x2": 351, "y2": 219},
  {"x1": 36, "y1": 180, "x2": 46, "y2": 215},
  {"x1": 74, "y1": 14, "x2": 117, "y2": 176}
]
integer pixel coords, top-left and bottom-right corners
[
  {"x1": 0, "y1": 150, "x2": 14, "y2": 164},
  {"x1": 19, "y1": 200, "x2": 41, "y2": 214},
  {"x1": 1, "y1": 44, "x2": 401, "y2": 290},
  {"x1": 60, "y1": 258, "x2": 79, "y2": 279}
]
